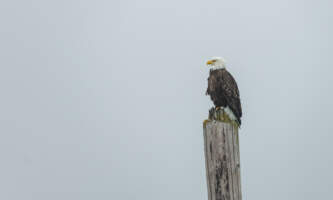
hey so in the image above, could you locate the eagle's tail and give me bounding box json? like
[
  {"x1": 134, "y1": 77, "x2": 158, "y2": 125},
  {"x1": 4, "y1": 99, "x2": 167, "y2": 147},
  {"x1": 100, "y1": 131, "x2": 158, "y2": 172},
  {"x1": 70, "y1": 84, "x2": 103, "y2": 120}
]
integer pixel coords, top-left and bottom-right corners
[
  {"x1": 236, "y1": 118, "x2": 241, "y2": 128},
  {"x1": 224, "y1": 106, "x2": 241, "y2": 127}
]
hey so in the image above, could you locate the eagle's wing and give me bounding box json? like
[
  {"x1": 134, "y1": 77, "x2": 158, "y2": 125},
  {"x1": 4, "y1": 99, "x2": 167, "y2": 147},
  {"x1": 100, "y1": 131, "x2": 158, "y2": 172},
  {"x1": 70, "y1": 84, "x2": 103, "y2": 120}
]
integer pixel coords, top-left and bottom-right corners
[{"x1": 221, "y1": 70, "x2": 242, "y2": 120}]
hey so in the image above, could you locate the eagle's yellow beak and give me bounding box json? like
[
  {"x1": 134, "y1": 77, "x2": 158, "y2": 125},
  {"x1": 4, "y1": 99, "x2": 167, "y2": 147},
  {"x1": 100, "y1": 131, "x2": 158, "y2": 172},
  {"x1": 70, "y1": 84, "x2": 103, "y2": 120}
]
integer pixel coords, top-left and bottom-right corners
[{"x1": 206, "y1": 60, "x2": 214, "y2": 65}]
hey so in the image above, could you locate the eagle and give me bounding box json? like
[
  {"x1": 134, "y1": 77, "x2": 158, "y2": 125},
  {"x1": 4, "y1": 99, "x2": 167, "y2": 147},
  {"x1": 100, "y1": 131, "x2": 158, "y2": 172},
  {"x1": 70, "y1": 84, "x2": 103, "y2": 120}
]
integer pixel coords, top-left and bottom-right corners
[{"x1": 206, "y1": 57, "x2": 242, "y2": 126}]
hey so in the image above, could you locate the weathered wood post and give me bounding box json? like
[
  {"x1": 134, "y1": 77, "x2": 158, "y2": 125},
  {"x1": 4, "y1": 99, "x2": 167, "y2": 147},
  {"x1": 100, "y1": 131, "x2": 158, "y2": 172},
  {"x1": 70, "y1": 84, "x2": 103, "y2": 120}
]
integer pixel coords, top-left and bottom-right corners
[{"x1": 203, "y1": 108, "x2": 242, "y2": 200}]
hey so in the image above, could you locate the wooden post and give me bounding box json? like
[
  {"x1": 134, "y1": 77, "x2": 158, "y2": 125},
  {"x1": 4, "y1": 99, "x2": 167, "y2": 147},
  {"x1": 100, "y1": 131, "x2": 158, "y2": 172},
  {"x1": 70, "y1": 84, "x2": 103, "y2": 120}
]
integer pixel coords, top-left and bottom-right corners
[{"x1": 203, "y1": 108, "x2": 242, "y2": 200}]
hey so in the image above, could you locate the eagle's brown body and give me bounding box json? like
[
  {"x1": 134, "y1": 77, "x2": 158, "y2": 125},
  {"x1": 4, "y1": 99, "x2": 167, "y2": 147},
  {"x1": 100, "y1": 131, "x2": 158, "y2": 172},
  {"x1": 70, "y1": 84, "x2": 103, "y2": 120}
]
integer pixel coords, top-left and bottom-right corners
[{"x1": 206, "y1": 68, "x2": 242, "y2": 125}]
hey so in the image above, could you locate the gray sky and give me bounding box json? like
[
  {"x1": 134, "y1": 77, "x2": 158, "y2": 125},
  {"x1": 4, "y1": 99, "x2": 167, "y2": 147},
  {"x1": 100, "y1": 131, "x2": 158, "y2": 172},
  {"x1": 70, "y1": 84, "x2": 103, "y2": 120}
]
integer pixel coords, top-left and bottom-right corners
[{"x1": 1, "y1": 0, "x2": 333, "y2": 199}]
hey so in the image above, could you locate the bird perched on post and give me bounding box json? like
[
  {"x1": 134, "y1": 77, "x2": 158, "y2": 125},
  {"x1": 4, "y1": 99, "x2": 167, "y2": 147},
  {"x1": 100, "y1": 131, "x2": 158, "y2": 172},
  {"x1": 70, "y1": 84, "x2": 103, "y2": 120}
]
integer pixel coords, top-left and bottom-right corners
[{"x1": 206, "y1": 57, "x2": 242, "y2": 126}]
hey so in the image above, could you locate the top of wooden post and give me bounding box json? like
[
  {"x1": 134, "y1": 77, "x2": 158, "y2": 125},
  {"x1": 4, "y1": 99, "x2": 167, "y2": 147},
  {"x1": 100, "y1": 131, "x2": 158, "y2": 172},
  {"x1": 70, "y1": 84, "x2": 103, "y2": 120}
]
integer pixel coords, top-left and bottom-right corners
[{"x1": 204, "y1": 107, "x2": 239, "y2": 129}]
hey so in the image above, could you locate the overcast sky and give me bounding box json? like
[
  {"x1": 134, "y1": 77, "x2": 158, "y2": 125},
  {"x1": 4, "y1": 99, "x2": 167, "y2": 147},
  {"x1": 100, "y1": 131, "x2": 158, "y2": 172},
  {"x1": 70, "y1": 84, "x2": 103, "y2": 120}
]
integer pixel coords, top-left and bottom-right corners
[{"x1": 1, "y1": 0, "x2": 333, "y2": 199}]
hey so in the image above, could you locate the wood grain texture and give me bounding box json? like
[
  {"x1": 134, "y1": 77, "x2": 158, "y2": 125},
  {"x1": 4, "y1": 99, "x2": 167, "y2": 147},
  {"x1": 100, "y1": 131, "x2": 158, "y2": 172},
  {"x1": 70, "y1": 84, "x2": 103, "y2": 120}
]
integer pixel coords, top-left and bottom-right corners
[{"x1": 203, "y1": 119, "x2": 242, "y2": 200}]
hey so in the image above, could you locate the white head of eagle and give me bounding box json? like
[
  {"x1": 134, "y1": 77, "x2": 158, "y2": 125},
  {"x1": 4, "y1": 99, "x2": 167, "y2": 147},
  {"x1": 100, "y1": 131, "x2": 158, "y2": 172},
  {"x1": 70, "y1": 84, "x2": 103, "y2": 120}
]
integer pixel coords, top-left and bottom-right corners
[
  {"x1": 206, "y1": 57, "x2": 226, "y2": 70},
  {"x1": 205, "y1": 57, "x2": 242, "y2": 126}
]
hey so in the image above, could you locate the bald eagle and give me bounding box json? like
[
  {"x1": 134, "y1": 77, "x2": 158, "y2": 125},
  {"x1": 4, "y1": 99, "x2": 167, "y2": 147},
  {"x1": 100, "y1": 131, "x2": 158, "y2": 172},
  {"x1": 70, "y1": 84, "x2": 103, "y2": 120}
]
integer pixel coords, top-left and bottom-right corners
[{"x1": 206, "y1": 57, "x2": 242, "y2": 126}]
